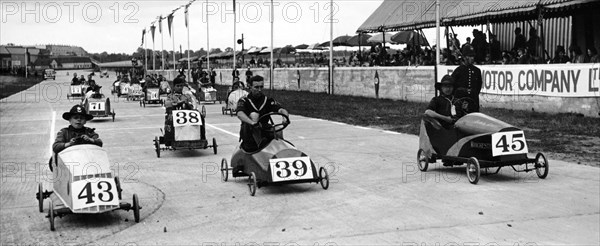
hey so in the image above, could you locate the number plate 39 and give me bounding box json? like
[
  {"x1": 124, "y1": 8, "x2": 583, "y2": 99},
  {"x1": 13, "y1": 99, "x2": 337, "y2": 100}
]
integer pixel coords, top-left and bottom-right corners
[
  {"x1": 491, "y1": 131, "x2": 529, "y2": 157},
  {"x1": 71, "y1": 178, "x2": 119, "y2": 210},
  {"x1": 269, "y1": 156, "x2": 313, "y2": 182}
]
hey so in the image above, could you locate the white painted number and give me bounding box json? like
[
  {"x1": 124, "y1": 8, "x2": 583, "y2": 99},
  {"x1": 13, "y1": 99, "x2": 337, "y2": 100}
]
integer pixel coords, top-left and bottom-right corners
[
  {"x1": 491, "y1": 131, "x2": 529, "y2": 156},
  {"x1": 270, "y1": 156, "x2": 313, "y2": 182},
  {"x1": 172, "y1": 110, "x2": 202, "y2": 126}
]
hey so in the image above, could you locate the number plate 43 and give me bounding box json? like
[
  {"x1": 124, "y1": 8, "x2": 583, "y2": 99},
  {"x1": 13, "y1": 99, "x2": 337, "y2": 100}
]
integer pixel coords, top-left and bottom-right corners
[
  {"x1": 491, "y1": 131, "x2": 529, "y2": 157},
  {"x1": 71, "y1": 178, "x2": 119, "y2": 210},
  {"x1": 269, "y1": 156, "x2": 314, "y2": 182}
]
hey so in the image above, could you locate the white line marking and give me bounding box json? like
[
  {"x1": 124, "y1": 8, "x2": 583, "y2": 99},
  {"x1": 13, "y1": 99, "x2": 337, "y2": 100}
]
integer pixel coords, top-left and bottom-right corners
[
  {"x1": 48, "y1": 111, "x2": 56, "y2": 156},
  {"x1": 382, "y1": 130, "x2": 401, "y2": 135},
  {"x1": 354, "y1": 126, "x2": 371, "y2": 130},
  {"x1": 205, "y1": 124, "x2": 239, "y2": 138},
  {"x1": 0, "y1": 132, "x2": 47, "y2": 136}
]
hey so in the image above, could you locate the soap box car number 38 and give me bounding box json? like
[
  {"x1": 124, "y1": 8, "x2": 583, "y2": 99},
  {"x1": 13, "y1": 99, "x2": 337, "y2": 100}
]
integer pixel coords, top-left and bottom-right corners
[
  {"x1": 269, "y1": 156, "x2": 313, "y2": 182},
  {"x1": 71, "y1": 178, "x2": 119, "y2": 210},
  {"x1": 491, "y1": 131, "x2": 529, "y2": 157},
  {"x1": 173, "y1": 110, "x2": 202, "y2": 127}
]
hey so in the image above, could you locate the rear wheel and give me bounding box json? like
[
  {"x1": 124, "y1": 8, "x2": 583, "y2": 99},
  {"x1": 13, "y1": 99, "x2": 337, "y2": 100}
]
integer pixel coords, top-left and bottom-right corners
[
  {"x1": 221, "y1": 158, "x2": 228, "y2": 182},
  {"x1": 212, "y1": 138, "x2": 218, "y2": 154},
  {"x1": 535, "y1": 153, "x2": 549, "y2": 179},
  {"x1": 221, "y1": 106, "x2": 225, "y2": 115},
  {"x1": 319, "y1": 167, "x2": 329, "y2": 190},
  {"x1": 38, "y1": 183, "x2": 44, "y2": 213},
  {"x1": 248, "y1": 172, "x2": 257, "y2": 196},
  {"x1": 48, "y1": 200, "x2": 55, "y2": 231},
  {"x1": 466, "y1": 157, "x2": 480, "y2": 184},
  {"x1": 132, "y1": 194, "x2": 140, "y2": 223},
  {"x1": 154, "y1": 136, "x2": 160, "y2": 158},
  {"x1": 417, "y1": 149, "x2": 429, "y2": 171}
]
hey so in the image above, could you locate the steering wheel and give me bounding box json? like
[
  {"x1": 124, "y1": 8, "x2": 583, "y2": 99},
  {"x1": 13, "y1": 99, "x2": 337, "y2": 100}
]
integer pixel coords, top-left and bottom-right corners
[
  {"x1": 453, "y1": 97, "x2": 477, "y2": 117},
  {"x1": 256, "y1": 112, "x2": 290, "y2": 133}
]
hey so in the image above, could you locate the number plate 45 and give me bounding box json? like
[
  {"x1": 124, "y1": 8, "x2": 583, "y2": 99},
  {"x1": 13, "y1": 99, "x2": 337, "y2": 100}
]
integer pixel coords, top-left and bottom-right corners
[
  {"x1": 491, "y1": 131, "x2": 529, "y2": 157},
  {"x1": 269, "y1": 157, "x2": 314, "y2": 182}
]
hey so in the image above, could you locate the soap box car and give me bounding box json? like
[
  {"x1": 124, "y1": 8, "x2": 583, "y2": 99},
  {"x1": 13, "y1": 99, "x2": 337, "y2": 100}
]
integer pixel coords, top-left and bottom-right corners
[
  {"x1": 44, "y1": 69, "x2": 56, "y2": 80},
  {"x1": 36, "y1": 144, "x2": 141, "y2": 231},
  {"x1": 154, "y1": 106, "x2": 217, "y2": 157},
  {"x1": 418, "y1": 112, "x2": 549, "y2": 184},
  {"x1": 220, "y1": 113, "x2": 329, "y2": 196},
  {"x1": 67, "y1": 85, "x2": 83, "y2": 99},
  {"x1": 82, "y1": 89, "x2": 116, "y2": 121},
  {"x1": 140, "y1": 88, "x2": 163, "y2": 107}
]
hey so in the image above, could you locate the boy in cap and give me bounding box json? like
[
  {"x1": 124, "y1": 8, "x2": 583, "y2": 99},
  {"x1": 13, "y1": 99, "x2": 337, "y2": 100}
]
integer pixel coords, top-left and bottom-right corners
[
  {"x1": 424, "y1": 75, "x2": 459, "y2": 129},
  {"x1": 451, "y1": 44, "x2": 482, "y2": 112},
  {"x1": 164, "y1": 77, "x2": 195, "y2": 112},
  {"x1": 236, "y1": 75, "x2": 289, "y2": 152},
  {"x1": 50, "y1": 105, "x2": 103, "y2": 171}
]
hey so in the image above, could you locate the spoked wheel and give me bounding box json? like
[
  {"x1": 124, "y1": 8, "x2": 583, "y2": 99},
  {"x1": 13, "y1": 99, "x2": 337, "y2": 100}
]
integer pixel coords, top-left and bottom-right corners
[
  {"x1": 139, "y1": 101, "x2": 142, "y2": 107},
  {"x1": 535, "y1": 153, "x2": 549, "y2": 179},
  {"x1": 466, "y1": 157, "x2": 481, "y2": 184},
  {"x1": 319, "y1": 167, "x2": 329, "y2": 190},
  {"x1": 114, "y1": 176, "x2": 122, "y2": 200},
  {"x1": 154, "y1": 136, "x2": 160, "y2": 158},
  {"x1": 221, "y1": 158, "x2": 229, "y2": 182},
  {"x1": 248, "y1": 172, "x2": 257, "y2": 196},
  {"x1": 417, "y1": 149, "x2": 429, "y2": 172},
  {"x1": 132, "y1": 194, "x2": 140, "y2": 223},
  {"x1": 48, "y1": 200, "x2": 55, "y2": 231},
  {"x1": 212, "y1": 138, "x2": 218, "y2": 155},
  {"x1": 38, "y1": 183, "x2": 44, "y2": 213},
  {"x1": 201, "y1": 105, "x2": 207, "y2": 118}
]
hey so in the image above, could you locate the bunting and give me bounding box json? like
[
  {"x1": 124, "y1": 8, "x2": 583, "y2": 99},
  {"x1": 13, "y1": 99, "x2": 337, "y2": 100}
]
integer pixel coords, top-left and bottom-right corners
[
  {"x1": 150, "y1": 25, "x2": 156, "y2": 42},
  {"x1": 158, "y1": 15, "x2": 163, "y2": 34},
  {"x1": 167, "y1": 14, "x2": 174, "y2": 36}
]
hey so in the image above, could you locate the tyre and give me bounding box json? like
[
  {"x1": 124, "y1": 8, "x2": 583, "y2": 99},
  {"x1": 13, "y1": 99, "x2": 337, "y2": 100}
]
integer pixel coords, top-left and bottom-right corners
[
  {"x1": 319, "y1": 167, "x2": 329, "y2": 190},
  {"x1": 417, "y1": 149, "x2": 429, "y2": 172},
  {"x1": 48, "y1": 200, "x2": 55, "y2": 231},
  {"x1": 133, "y1": 194, "x2": 140, "y2": 223},
  {"x1": 212, "y1": 138, "x2": 218, "y2": 155},
  {"x1": 114, "y1": 176, "x2": 122, "y2": 200},
  {"x1": 535, "y1": 153, "x2": 549, "y2": 179},
  {"x1": 154, "y1": 136, "x2": 161, "y2": 158},
  {"x1": 221, "y1": 158, "x2": 228, "y2": 182},
  {"x1": 38, "y1": 183, "x2": 44, "y2": 213},
  {"x1": 248, "y1": 172, "x2": 257, "y2": 196},
  {"x1": 466, "y1": 157, "x2": 480, "y2": 184}
]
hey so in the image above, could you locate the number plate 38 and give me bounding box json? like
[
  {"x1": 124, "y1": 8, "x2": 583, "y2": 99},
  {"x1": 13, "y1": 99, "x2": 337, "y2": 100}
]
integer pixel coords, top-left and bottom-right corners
[
  {"x1": 269, "y1": 156, "x2": 313, "y2": 182},
  {"x1": 491, "y1": 131, "x2": 529, "y2": 157},
  {"x1": 71, "y1": 178, "x2": 119, "y2": 210}
]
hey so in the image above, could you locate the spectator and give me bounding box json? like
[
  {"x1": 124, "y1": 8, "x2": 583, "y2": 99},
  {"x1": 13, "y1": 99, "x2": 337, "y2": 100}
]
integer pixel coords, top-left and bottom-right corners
[
  {"x1": 570, "y1": 45, "x2": 586, "y2": 63},
  {"x1": 588, "y1": 47, "x2": 599, "y2": 63},
  {"x1": 527, "y1": 28, "x2": 540, "y2": 57},
  {"x1": 461, "y1": 37, "x2": 471, "y2": 51},
  {"x1": 513, "y1": 27, "x2": 527, "y2": 52},
  {"x1": 551, "y1": 45, "x2": 570, "y2": 64},
  {"x1": 517, "y1": 48, "x2": 531, "y2": 64},
  {"x1": 489, "y1": 34, "x2": 501, "y2": 62}
]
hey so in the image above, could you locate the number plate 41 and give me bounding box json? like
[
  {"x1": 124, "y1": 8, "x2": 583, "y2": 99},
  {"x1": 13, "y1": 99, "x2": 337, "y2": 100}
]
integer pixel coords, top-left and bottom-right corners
[
  {"x1": 269, "y1": 156, "x2": 314, "y2": 182},
  {"x1": 491, "y1": 131, "x2": 529, "y2": 157}
]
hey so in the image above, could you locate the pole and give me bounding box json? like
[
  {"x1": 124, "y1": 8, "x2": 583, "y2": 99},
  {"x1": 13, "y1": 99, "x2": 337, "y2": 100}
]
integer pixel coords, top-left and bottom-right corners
[
  {"x1": 25, "y1": 47, "x2": 28, "y2": 78},
  {"x1": 187, "y1": 8, "x2": 191, "y2": 80},
  {"x1": 435, "y1": 0, "x2": 440, "y2": 97},
  {"x1": 161, "y1": 18, "x2": 165, "y2": 71},
  {"x1": 144, "y1": 31, "x2": 148, "y2": 74},
  {"x1": 206, "y1": 0, "x2": 210, "y2": 72},
  {"x1": 242, "y1": 33, "x2": 245, "y2": 64},
  {"x1": 270, "y1": 0, "x2": 274, "y2": 90},
  {"x1": 329, "y1": 0, "x2": 333, "y2": 94},
  {"x1": 152, "y1": 32, "x2": 156, "y2": 71},
  {"x1": 233, "y1": 0, "x2": 237, "y2": 71},
  {"x1": 172, "y1": 17, "x2": 176, "y2": 74}
]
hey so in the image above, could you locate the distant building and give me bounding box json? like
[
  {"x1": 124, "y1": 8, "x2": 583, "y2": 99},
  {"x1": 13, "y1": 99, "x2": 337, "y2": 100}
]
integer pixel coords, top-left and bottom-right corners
[
  {"x1": 33, "y1": 56, "x2": 93, "y2": 70},
  {"x1": 0, "y1": 45, "x2": 42, "y2": 70},
  {"x1": 45, "y1": 45, "x2": 88, "y2": 57}
]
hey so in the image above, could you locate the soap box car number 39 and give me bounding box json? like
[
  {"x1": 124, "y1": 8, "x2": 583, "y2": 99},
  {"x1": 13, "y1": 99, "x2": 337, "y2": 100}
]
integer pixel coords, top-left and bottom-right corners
[
  {"x1": 71, "y1": 178, "x2": 119, "y2": 210},
  {"x1": 491, "y1": 131, "x2": 529, "y2": 157},
  {"x1": 270, "y1": 156, "x2": 313, "y2": 182}
]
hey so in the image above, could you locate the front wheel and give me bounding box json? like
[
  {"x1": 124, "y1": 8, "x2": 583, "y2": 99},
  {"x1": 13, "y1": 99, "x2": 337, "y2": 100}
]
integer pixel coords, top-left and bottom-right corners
[
  {"x1": 417, "y1": 149, "x2": 429, "y2": 172},
  {"x1": 221, "y1": 158, "x2": 228, "y2": 182},
  {"x1": 154, "y1": 136, "x2": 161, "y2": 158},
  {"x1": 132, "y1": 194, "x2": 140, "y2": 223},
  {"x1": 38, "y1": 183, "x2": 44, "y2": 213},
  {"x1": 535, "y1": 153, "x2": 549, "y2": 179},
  {"x1": 212, "y1": 138, "x2": 218, "y2": 155},
  {"x1": 466, "y1": 157, "x2": 480, "y2": 184},
  {"x1": 114, "y1": 176, "x2": 122, "y2": 200},
  {"x1": 248, "y1": 172, "x2": 257, "y2": 196},
  {"x1": 319, "y1": 167, "x2": 329, "y2": 190},
  {"x1": 48, "y1": 200, "x2": 55, "y2": 231}
]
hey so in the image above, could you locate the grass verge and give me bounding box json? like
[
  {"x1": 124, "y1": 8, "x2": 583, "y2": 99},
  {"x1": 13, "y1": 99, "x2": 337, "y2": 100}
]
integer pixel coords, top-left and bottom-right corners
[
  {"x1": 0, "y1": 75, "x2": 44, "y2": 99},
  {"x1": 216, "y1": 85, "x2": 599, "y2": 167}
]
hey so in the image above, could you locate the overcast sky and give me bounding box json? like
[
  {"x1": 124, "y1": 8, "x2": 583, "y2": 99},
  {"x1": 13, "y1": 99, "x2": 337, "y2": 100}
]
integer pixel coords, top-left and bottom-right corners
[{"x1": 0, "y1": 0, "x2": 391, "y2": 54}]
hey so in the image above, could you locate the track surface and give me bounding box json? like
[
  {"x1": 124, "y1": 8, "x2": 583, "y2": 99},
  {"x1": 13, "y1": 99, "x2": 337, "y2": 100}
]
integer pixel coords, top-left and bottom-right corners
[{"x1": 1, "y1": 71, "x2": 598, "y2": 245}]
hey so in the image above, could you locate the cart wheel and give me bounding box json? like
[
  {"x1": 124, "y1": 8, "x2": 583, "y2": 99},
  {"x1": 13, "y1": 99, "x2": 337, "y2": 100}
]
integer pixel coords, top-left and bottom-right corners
[
  {"x1": 139, "y1": 101, "x2": 142, "y2": 107},
  {"x1": 319, "y1": 167, "x2": 329, "y2": 190},
  {"x1": 248, "y1": 172, "x2": 257, "y2": 196},
  {"x1": 38, "y1": 183, "x2": 44, "y2": 213},
  {"x1": 417, "y1": 149, "x2": 429, "y2": 172},
  {"x1": 112, "y1": 111, "x2": 115, "y2": 122},
  {"x1": 212, "y1": 138, "x2": 218, "y2": 155},
  {"x1": 466, "y1": 157, "x2": 480, "y2": 184},
  {"x1": 221, "y1": 106, "x2": 225, "y2": 115},
  {"x1": 132, "y1": 194, "x2": 140, "y2": 223},
  {"x1": 143, "y1": 101, "x2": 146, "y2": 108},
  {"x1": 48, "y1": 200, "x2": 55, "y2": 231},
  {"x1": 154, "y1": 136, "x2": 161, "y2": 158},
  {"x1": 221, "y1": 158, "x2": 228, "y2": 182},
  {"x1": 201, "y1": 105, "x2": 206, "y2": 118},
  {"x1": 535, "y1": 153, "x2": 549, "y2": 179},
  {"x1": 114, "y1": 176, "x2": 122, "y2": 200}
]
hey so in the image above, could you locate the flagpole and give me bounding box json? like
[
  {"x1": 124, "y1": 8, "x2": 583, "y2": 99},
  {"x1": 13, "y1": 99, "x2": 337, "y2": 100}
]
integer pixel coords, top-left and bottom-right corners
[
  {"x1": 186, "y1": 6, "x2": 191, "y2": 80},
  {"x1": 329, "y1": 0, "x2": 333, "y2": 95},
  {"x1": 161, "y1": 16, "x2": 165, "y2": 71},
  {"x1": 172, "y1": 15, "x2": 176, "y2": 75},
  {"x1": 233, "y1": 0, "x2": 237, "y2": 71},
  {"x1": 270, "y1": 0, "x2": 274, "y2": 90},
  {"x1": 206, "y1": 0, "x2": 210, "y2": 73},
  {"x1": 144, "y1": 29, "x2": 148, "y2": 73},
  {"x1": 152, "y1": 27, "x2": 156, "y2": 71}
]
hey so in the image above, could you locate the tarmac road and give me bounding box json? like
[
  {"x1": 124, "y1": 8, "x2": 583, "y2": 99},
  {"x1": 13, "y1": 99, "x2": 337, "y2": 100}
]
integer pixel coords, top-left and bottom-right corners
[{"x1": 1, "y1": 70, "x2": 598, "y2": 245}]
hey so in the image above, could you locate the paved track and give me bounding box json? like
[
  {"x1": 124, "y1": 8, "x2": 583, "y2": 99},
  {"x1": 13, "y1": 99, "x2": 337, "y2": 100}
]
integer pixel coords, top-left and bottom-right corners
[{"x1": 1, "y1": 71, "x2": 598, "y2": 245}]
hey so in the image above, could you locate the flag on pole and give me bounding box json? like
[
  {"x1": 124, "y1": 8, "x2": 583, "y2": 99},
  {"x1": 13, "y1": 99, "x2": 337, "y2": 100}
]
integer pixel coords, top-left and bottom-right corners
[
  {"x1": 185, "y1": 6, "x2": 189, "y2": 27},
  {"x1": 158, "y1": 15, "x2": 163, "y2": 34},
  {"x1": 168, "y1": 14, "x2": 174, "y2": 37},
  {"x1": 150, "y1": 25, "x2": 156, "y2": 42},
  {"x1": 141, "y1": 28, "x2": 146, "y2": 46}
]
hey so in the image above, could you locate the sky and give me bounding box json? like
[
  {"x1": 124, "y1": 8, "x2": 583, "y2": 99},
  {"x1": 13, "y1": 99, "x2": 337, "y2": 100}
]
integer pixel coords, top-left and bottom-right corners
[{"x1": 0, "y1": 0, "x2": 478, "y2": 55}]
